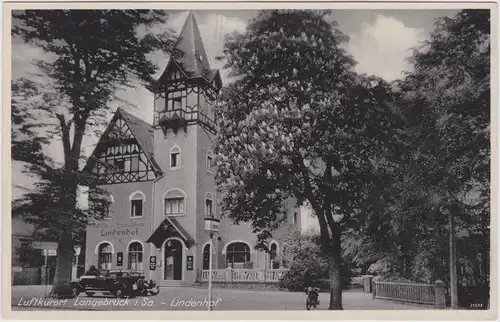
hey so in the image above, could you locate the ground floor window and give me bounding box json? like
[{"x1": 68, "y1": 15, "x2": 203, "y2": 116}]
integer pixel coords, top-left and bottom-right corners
[
  {"x1": 98, "y1": 243, "x2": 113, "y2": 270},
  {"x1": 226, "y1": 242, "x2": 250, "y2": 269},
  {"x1": 128, "y1": 242, "x2": 143, "y2": 271},
  {"x1": 269, "y1": 242, "x2": 280, "y2": 269}
]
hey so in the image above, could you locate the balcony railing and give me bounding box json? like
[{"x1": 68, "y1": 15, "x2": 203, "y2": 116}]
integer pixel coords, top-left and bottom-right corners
[
  {"x1": 157, "y1": 108, "x2": 216, "y2": 132},
  {"x1": 197, "y1": 268, "x2": 289, "y2": 284}
]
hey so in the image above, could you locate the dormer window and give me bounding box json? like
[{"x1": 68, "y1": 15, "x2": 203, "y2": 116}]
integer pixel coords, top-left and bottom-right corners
[{"x1": 114, "y1": 159, "x2": 125, "y2": 172}]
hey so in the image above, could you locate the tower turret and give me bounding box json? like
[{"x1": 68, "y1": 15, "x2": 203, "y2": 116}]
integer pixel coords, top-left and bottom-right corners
[{"x1": 153, "y1": 11, "x2": 222, "y2": 135}]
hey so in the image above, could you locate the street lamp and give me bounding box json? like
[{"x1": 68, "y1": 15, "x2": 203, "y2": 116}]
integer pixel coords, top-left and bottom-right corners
[
  {"x1": 74, "y1": 246, "x2": 81, "y2": 280},
  {"x1": 204, "y1": 216, "x2": 220, "y2": 311}
]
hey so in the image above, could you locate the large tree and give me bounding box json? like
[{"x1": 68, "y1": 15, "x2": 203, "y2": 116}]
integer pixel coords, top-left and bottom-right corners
[
  {"x1": 343, "y1": 10, "x2": 491, "y2": 299},
  {"x1": 214, "y1": 10, "x2": 404, "y2": 309},
  {"x1": 402, "y1": 9, "x2": 490, "y2": 305},
  {"x1": 12, "y1": 10, "x2": 176, "y2": 296}
]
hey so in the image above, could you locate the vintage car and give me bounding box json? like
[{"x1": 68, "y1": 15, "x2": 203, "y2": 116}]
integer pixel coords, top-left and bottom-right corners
[{"x1": 70, "y1": 269, "x2": 160, "y2": 298}]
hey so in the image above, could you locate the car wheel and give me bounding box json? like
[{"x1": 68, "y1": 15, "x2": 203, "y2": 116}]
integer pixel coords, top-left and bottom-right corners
[
  {"x1": 149, "y1": 287, "x2": 160, "y2": 296},
  {"x1": 85, "y1": 292, "x2": 95, "y2": 297}
]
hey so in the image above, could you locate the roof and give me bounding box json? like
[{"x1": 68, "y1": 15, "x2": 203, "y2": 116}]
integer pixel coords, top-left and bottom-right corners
[
  {"x1": 146, "y1": 217, "x2": 195, "y2": 248},
  {"x1": 83, "y1": 108, "x2": 162, "y2": 175},
  {"x1": 157, "y1": 11, "x2": 223, "y2": 88},
  {"x1": 117, "y1": 108, "x2": 161, "y2": 172},
  {"x1": 175, "y1": 11, "x2": 210, "y2": 77}
]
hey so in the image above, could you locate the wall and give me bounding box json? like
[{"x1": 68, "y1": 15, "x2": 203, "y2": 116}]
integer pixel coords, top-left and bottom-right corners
[
  {"x1": 151, "y1": 119, "x2": 199, "y2": 283},
  {"x1": 84, "y1": 180, "x2": 153, "y2": 276},
  {"x1": 194, "y1": 120, "x2": 218, "y2": 274},
  {"x1": 215, "y1": 198, "x2": 301, "y2": 270}
]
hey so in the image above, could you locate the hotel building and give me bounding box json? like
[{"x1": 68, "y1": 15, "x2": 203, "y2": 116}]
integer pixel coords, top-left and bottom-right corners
[{"x1": 83, "y1": 12, "x2": 302, "y2": 286}]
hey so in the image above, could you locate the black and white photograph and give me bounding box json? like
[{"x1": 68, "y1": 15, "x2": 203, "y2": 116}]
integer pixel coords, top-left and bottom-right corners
[{"x1": 4, "y1": 2, "x2": 496, "y2": 319}]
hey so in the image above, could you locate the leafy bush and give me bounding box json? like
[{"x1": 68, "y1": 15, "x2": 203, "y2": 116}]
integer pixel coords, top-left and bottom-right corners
[{"x1": 279, "y1": 230, "x2": 353, "y2": 291}]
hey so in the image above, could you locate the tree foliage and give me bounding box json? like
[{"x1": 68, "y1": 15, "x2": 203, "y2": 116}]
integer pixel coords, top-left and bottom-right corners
[
  {"x1": 342, "y1": 9, "x2": 490, "y2": 290},
  {"x1": 214, "y1": 10, "x2": 404, "y2": 309},
  {"x1": 12, "y1": 10, "x2": 176, "y2": 295}
]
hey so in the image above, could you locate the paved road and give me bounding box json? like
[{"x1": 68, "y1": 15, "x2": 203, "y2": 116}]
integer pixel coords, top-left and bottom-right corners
[{"x1": 11, "y1": 285, "x2": 430, "y2": 311}]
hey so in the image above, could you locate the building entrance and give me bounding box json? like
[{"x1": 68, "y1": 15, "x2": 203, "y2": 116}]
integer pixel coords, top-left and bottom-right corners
[{"x1": 164, "y1": 239, "x2": 183, "y2": 280}]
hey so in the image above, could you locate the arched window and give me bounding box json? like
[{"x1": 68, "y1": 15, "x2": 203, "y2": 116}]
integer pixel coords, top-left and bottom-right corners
[
  {"x1": 226, "y1": 242, "x2": 251, "y2": 269},
  {"x1": 269, "y1": 242, "x2": 280, "y2": 269},
  {"x1": 128, "y1": 242, "x2": 143, "y2": 271},
  {"x1": 164, "y1": 189, "x2": 186, "y2": 216},
  {"x1": 205, "y1": 192, "x2": 213, "y2": 217},
  {"x1": 170, "y1": 145, "x2": 181, "y2": 169},
  {"x1": 130, "y1": 191, "x2": 145, "y2": 218},
  {"x1": 98, "y1": 243, "x2": 113, "y2": 270},
  {"x1": 202, "y1": 243, "x2": 211, "y2": 270},
  {"x1": 206, "y1": 150, "x2": 213, "y2": 173}
]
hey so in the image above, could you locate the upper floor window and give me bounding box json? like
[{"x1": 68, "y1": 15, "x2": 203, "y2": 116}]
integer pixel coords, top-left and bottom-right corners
[
  {"x1": 114, "y1": 159, "x2": 125, "y2": 172},
  {"x1": 293, "y1": 212, "x2": 298, "y2": 225},
  {"x1": 130, "y1": 156, "x2": 139, "y2": 172},
  {"x1": 165, "y1": 198, "x2": 184, "y2": 216},
  {"x1": 205, "y1": 193, "x2": 213, "y2": 217},
  {"x1": 170, "y1": 145, "x2": 181, "y2": 169},
  {"x1": 104, "y1": 194, "x2": 114, "y2": 219},
  {"x1": 206, "y1": 151, "x2": 213, "y2": 173},
  {"x1": 164, "y1": 189, "x2": 186, "y2": 216},
  {"x1": 167, "y1": 90, "x2": 186, "y2": 111},
  {"x1": 130, "y1": 191, "x2": 145, "y2": 218}
]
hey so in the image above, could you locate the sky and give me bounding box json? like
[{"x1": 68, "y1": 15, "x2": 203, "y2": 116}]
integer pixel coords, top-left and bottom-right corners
[{"x1": 11, "y1": 9, "x2": 458, "y2": 231}]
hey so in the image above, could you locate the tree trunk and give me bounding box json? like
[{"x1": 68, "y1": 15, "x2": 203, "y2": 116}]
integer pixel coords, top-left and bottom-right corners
[
  {"x1": 49, "y1": 118, "x2": 84, "y2": 297},
  {"x1": 50, "y1": 230, "x2": 75, "y2": 297},
  {"x1": 449, "y1": 211, "x2": 458, "y2": 308},
  {"x1": 328, "y1": 236, "x2": 343, "y2": 310}
]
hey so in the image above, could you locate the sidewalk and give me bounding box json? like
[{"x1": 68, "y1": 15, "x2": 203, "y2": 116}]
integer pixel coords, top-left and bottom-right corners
[{"x1": 11, "y1": 285, "x2": 432, "y2": 311}]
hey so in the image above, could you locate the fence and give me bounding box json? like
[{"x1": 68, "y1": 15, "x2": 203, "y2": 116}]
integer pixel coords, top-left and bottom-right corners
[
  {"x1": 373, "y1": 280, "x2": 446, "y2": 309},
  {"x1": 197, "y1": 268, "x2": 289, "y2": 283}
]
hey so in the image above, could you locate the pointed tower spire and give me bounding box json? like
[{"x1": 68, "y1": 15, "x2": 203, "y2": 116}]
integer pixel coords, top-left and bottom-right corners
[{"x1": 174, "y1": 11, "x2": 211, "y2": 77}]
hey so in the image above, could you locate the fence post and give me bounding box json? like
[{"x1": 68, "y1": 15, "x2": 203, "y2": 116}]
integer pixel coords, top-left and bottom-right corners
[
  {"x1": 435, "y1": 280, "x2": 446, "y2": 309},
  {"x1": 372, "y1": 280, "x2": 377, "y2": 299}
]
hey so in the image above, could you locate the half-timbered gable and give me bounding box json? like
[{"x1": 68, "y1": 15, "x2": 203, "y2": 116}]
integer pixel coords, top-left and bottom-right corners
[{"x1": 85, "y1": 108, "x2": 162, "y2": 184}]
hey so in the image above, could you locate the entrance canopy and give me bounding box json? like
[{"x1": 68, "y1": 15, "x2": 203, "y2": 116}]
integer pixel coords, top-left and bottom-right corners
[{"x1": 146, "y1": 217, "x2": 195, "y2": 249}]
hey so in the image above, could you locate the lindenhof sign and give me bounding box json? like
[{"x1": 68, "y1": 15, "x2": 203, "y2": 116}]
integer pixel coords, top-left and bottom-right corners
[
  {"x1": 94, "y1": 222, "x2": 144, "y2": 237},
  {"x1": 100, "y1": 227, "x2": 140, "y2": 237}
]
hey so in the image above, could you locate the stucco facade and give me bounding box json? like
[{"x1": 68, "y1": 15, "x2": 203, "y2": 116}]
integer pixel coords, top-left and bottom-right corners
[{"x1": 84, "y1": 12, "x2": 302, "y2": 286}]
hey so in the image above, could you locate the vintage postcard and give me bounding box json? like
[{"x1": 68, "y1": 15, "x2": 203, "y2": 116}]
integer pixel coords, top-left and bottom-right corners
[{"x1": 2, "y1": 1, "x2": 498, "y2": 321}]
